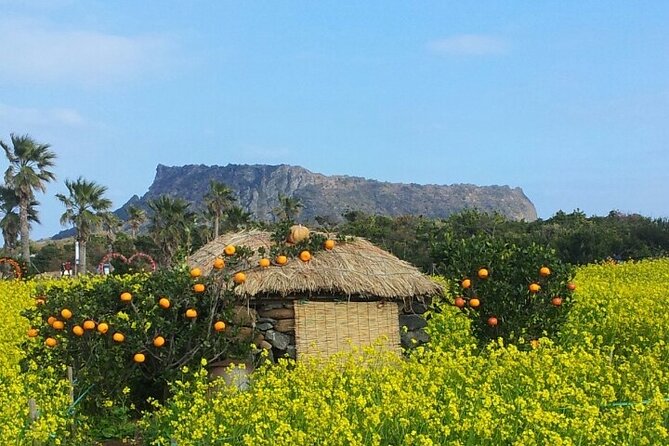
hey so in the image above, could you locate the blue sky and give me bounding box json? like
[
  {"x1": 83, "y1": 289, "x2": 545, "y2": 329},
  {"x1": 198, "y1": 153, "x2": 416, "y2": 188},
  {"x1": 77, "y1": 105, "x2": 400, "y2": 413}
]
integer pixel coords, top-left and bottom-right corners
[{"x1": 0, "y1": 1, "x2": 667, "y2": 239}]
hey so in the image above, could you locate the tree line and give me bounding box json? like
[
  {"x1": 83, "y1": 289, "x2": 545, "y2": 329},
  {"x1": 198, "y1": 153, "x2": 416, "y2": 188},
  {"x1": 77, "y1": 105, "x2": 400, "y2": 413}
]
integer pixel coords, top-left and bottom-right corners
[{"x1": 2, "y1": 133, "x2": 669, "y2": 275}]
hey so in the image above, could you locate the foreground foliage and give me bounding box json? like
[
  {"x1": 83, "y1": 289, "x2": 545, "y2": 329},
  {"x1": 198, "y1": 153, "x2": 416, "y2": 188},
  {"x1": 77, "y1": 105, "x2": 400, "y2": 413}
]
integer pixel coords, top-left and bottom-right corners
[
  {"x1": 142, "y1": 259, "x2": 669, "y2": 445},
  {"x1": 0, "y1": 280, "x2": 83, "y2": 445},
  {"x1": 3, "y1": 258, "x2": 669, "y2": 444}
]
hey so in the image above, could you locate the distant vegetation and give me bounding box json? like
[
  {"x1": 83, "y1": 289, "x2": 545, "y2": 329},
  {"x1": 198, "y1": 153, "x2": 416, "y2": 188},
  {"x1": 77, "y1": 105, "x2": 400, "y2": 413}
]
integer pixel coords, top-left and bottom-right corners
[{"x1": 1, "y1": 133, "x2": 668, "y2": 275}]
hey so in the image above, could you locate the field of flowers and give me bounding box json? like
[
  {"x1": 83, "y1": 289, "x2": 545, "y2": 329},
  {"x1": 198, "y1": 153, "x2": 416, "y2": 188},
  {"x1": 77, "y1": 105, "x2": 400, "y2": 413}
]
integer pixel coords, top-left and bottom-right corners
[{"x1": 2, "y1": 259, "x2": 669, "y2": 444}]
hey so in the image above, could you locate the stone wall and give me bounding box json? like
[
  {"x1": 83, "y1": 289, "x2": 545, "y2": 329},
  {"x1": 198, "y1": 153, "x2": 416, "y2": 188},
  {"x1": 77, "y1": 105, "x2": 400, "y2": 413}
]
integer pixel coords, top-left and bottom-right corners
[{"x1": 230, "y1": 298, "x2": 430, "y2": 362}]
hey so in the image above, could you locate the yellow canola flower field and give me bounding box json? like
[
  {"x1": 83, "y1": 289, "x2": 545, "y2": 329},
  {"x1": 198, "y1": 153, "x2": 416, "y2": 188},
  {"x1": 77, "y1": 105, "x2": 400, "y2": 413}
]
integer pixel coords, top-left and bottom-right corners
[
  {"x1": 0, "y1": 279, "x2": 80, "y2": 445},
  {"x1": 142, "y1": 259, "x2": 669, "y2": 446}
]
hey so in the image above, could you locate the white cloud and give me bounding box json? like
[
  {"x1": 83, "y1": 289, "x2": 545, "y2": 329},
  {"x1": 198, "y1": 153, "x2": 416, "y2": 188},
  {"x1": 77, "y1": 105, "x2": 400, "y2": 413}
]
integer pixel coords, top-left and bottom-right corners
[
  {"x1": 0, "y1": 17, "x2": 173, "y2": 85},
  {"x1": 0, "y1": 103, "x2": 86, "y2": 128},
  {"x1": 428, "y1": 34, "x2": 509, "y2": 56}
]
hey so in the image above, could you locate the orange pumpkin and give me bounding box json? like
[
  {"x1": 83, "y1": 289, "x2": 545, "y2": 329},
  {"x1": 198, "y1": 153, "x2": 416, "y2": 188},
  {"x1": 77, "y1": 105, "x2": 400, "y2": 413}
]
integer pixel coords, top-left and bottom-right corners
[
  {"x1": 185, "y1": 308, "x2": 198, "y2": 319},
  {"x1": 324, "y1": 239, "x2": 336, "y2": 250},
  {"x1": 120, "y1": 292, "x2": 132, "y2": 302},
  {"x1": 159, "y1": 297, "x2": 171, "y2": 309},
  {"x1": 224, "y1": 245, "x2": 236, "y2": 256},
  {"x1": 529, "y1": 283, "x2": 541, "y2": 293},
  {"x1": 27, "y1": 328, "x2": 39, "y2": 338},
  {"x1": 469, "y1": 298, "x2": 480, "y2": 308},
  {"x1": 45, "y1": 337, "x2": 57, "y2": 348},
  {"x1": 193, "y1": 283, "x2": 205, "y2": 293},
  {"x1": 133, "y1": 353, "x2": 146, "y2": 363},
  {"x1": 83, "y1": 320, "x2": 96, "y2": 330},
  {"x1": 258, "y1": 258, "x2": 271, "y2": 268},
  {"x1": 190, "y1": 267, "x2": 202, "y2": 278},
  {"x1": 72, "y1": 326, "x2": 84, "y2": 336},
  {"x1": 287, "y1": 225, "x2": 310, "y2": 244},
  {"x1": 539, "y1": 266, "x2": 551, "y2": 277},
  {"x1": 153, "y1": 336, "x2": 166, "y2": 347},
  {"x1": 113, "y1": 332, "x2": 125, "y2": 343},
  {"x1": 213, "y1": 257, "x2": 225, "y2": 269},
  {"x1": 97, "y1": 322, "x2": 109, "y2": 334},
  {"x1": 275, "y1": 255, "x2": 288, "y2": 266}
]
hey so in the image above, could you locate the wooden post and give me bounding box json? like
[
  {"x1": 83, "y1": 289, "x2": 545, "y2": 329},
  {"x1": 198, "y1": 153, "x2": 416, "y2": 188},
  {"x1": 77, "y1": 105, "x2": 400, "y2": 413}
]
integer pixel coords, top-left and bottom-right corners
[
  {"x1": 28, "y1": 398, "x2": 38, "y2": 446},
  {"x1": 67, "y1": 366, "x2": 74, "y2": 404}
]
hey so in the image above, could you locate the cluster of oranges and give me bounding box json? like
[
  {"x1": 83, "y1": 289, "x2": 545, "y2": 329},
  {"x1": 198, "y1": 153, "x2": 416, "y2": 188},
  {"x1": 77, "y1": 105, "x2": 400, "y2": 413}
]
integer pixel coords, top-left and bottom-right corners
[
  {"x1": 453, "y1": 266, "x2": 576, "y2": 328},
  {"x1": 29, "y1": 262, "x2": 230, "y2": 364}
]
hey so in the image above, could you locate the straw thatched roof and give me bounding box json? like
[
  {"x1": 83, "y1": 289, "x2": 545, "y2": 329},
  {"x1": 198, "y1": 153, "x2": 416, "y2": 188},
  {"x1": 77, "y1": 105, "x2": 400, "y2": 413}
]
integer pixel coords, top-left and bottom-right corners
[{"x1": 188, "y1": 229, "x2": 441, "y2": 300}]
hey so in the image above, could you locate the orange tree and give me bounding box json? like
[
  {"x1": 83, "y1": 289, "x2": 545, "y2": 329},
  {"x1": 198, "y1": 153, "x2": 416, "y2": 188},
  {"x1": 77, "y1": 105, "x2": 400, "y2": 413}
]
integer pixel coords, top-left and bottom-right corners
[
  {"x1": 21, "y1": 264, "x2": 250, "y2": 423},
  {"x1": 432, "y1": 234, "x2": 575, "y2": 345}
]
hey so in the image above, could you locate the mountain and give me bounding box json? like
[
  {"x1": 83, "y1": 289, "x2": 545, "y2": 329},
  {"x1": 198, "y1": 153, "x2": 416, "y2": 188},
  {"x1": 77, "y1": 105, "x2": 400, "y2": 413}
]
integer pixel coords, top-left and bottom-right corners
[
  {"x1": 124, "y1": 163, "x2": 536, "y2": 221},
  {"x1": 52, "y1": 163, "x2": 537, "y2": 239}
]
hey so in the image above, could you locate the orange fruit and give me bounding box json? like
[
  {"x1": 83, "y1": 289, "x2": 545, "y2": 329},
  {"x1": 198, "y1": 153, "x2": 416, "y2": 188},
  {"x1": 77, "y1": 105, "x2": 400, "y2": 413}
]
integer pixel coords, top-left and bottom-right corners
[
  {"x1": 233, "y1": 272, "x2": 246, "y2": 284},
  {"x1": 258, "y1": 258, "x2": 271, "y2": 268},
  {"x1": 530, "y1": 339, "x2": 540, "y2": 349},
  {"x1": 45, "y1": 337, "x2": 57, "y2": 348},
  {"x1": 72, "y1": 325, "x2": 84, "y2": 336},
  {"x1": 193, "y1": 283, "x2": 205, "y2": 293},
  {"x1": 97, "y1": 322, "x2": 109, "y2": 334},
  {"x1": 153, "y1": 336, "x2": 166, "y2": 347},
  {"x1": 47, "y1": 316, "x2": 57, "y2": 326},
  {"x1": 477, "y1": 268, "x2": 489, "y2": 279},
  {"x1": 213, "y1": 257, "x2": 225, "y2": 269},
  {"x1": 113, "y1": 332, "x2": 125, "y2": 343},
  {"x1": 185, "y1": 308, "x2": 198, "y2": 319},
  {"x1": 52, "y1": 320, "x2": 65, "y2": 330},
  {"x1": 133, "y1": 353, "x2": 146, "y2": 363},
  {"x1": 35, "y1": 298, "x2": 45, "y2": 305},
  {"x1": 190, "y1": 267, "x2": 202, "y2": 278},
  {"x1": 224, "y1": 245, "x2": 236, "y2": 256},
  {"x1": 214, "y1": 321, "x2": 226, "y2": 332},
  {"x1": 487, "y1": 316, "x2": 498, "y2": 327},
  {"x1": 324, "y1": 239, "x2": 336, "y2": 250},
  {"x1": 275, "y1": 255, "x2": 288, "y2": 265},
  {"x1": 299, "y1": 251, "x2": 311, "y2": 262},
  {"x1": 83, "y1": 320, "x2": 96, "y2": 330},
  {"x1": 528, "y1": 283, "x2": 541, "y2": 293},
  {"x1": 551, "y1": 297, "x2": 563, "y2": 307},
  {"x1": 462, "y1": 278, "x2": 471, "y2": 289},
  {"x1": 567, "y1": 283, "x2": 576, "y2": 291},
  {"x1": 158, "y1": 297, "x2": 171, "y2": 309},
  {"x1": 120, "y1": 292, "x2": 132, "y2": 302},
  {"x1": 60, "y1": 309, "x2": 73, "y2": 320},
  {"x1": 469, "y1": 298, "x2": 480, "y2": 308},
  {"x1": 454, "y1": 297, "x2": 465, "y2": 308},
  {"x1": 539, "y1": 266, "x2": 551, "y2": 277},
  {"x1": 27, "y1": 328, "x2": 39, "y2": 338}
]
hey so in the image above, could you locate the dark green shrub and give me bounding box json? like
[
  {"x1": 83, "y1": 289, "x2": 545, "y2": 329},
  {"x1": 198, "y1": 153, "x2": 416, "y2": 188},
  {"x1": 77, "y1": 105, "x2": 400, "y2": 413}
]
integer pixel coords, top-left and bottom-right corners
[{"x1": 432, "y1": 234, "x2": 575, "y2": 345}]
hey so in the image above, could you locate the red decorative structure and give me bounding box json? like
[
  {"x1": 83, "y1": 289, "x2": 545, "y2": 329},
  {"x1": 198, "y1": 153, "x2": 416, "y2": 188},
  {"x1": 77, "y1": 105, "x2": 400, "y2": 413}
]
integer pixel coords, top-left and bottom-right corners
[
  {"x1": 128, "y1": 252, "x2": 157, "y2": 272},
  {"x1": 97, "y1": 253, "x2": 128, "y2": 274},
  {"x1": 0, "y1": 257, "x2": 23, "y2": 280}
]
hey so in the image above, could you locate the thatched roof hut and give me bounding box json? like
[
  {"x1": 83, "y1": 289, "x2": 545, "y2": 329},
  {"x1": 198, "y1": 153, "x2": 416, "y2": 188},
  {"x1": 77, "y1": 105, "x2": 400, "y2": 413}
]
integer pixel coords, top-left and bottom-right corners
[
  {"x1": 188, "y1": 229, "x2": 441, "y2": 359},
  {"x1": 188, "y1": 229, "x2": 440, "y2": 300}
]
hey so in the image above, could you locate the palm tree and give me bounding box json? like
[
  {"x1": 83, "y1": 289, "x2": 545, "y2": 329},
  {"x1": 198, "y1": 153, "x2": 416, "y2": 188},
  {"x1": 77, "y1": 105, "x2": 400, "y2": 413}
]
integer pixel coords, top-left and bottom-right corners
[
  {"x1": 1, "y1": 134, "x2": 56, "y2": 261},
  {"x1": 224, "y1": 205, "x2": 253, "y2": 232},
  {"x1": 56, "y1": 177, "x2": 112, "y2": 274},
  {"x1": 127, "y1": 205, "x2": 147, "y2": 238},
  {"x1": 272, "y1": 193, "x2": 303, "y2": 223},
  {"x1": 0, "y1": 186, "x2": 39, "y2": 256},
  {"x1": 204, "y1": 180, "x2": 236, "y2": 239},
  {"x1": 148, "y1": 195, "x2": 195, "y2": 266}
]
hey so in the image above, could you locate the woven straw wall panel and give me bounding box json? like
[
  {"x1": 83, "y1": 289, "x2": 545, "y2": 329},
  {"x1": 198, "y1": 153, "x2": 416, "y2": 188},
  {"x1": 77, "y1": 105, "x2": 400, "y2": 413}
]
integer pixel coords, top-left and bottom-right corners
[{"x1": 294, "y1": 301, "x2": 400, "y2": 359}]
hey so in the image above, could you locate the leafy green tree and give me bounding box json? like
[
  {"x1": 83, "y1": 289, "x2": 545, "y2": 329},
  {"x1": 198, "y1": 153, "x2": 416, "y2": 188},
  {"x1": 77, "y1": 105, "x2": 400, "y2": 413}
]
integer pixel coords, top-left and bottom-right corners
[
  {"x1": 147, "y1": 195, "x2": 195, "y2": 266},
  {"x1": 0, "y1": 186, "x2": 40, "y2": 256},
  {"x1": 1, "y1": 134, "x2": 56, "y2": 261},
  {"x1": 127, "y1": 205, "x2": 147, "y2": 238},
  {"x1": 56, "y1": 177, "x2": 113, "y2": 274},
  {"x1": 204, "y1": 180, "x2": 236, "y2": 238}
]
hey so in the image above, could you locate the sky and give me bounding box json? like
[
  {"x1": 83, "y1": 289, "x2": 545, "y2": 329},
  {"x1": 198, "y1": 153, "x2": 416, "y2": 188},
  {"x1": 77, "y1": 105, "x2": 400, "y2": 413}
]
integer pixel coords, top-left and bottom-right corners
[{"x1": 0, "y1": 1, "x2": 668, "y2": 239}]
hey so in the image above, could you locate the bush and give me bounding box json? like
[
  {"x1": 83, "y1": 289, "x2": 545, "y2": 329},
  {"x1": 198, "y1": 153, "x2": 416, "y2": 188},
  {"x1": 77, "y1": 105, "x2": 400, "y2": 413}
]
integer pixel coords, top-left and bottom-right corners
[
  {"x1": 22, "y1": 266, "x2": 250, "y2": 424},
  {"x1": 432, "y1": 235, "x2": 575, "y2": 344}
]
